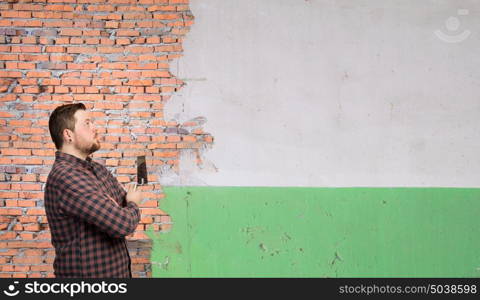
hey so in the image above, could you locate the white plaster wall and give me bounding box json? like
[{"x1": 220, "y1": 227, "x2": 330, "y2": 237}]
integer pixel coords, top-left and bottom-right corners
[{"x1": 165, "y1": 0, "x2": 480, "y2": 187}]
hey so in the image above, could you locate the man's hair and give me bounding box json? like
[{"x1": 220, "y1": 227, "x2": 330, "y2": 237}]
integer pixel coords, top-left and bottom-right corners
[{"x1": 48, "y1": 103, "x2": 86, "y2": 150}]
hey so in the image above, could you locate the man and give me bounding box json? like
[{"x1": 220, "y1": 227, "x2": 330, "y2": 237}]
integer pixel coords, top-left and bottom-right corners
[{"x1": 44, "y1": 102, "x2": 143, "y2": 278}]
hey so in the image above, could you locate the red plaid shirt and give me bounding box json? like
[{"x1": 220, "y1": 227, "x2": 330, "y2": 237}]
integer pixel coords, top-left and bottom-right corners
[{"x1": 45, "y1": 151, "x2": 140, "y2": 278}]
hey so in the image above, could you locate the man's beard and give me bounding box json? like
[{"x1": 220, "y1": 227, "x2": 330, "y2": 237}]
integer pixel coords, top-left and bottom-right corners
[
  {"x1": 79, "y1": 140, "x2": 100, "y2": 155},
  {"x1": 87, "y1": 141, "x2": 100, "y2": 154}
]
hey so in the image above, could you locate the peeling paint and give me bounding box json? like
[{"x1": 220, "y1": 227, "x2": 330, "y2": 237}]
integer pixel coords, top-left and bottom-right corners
[
  {"x1": 330, "y1": 251, "x2": 343, "y2": 267},
  {"x1": 158, "y1": 148, "x2": 217, "y2": 186},
  {"x1": 282, "y1": 232, "x2": 292, "y2": 243},
  {"x1": 152, "y1": 256, "x2": 170, "y2": 271},
  {"x1": 259, "y1": 243, "x2": 268, "y2": 252}
]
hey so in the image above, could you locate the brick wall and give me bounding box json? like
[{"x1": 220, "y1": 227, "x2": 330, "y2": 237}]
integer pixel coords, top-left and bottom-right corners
[{"x1": 0, "y1": 0, "x2": 213, "y2": 278}]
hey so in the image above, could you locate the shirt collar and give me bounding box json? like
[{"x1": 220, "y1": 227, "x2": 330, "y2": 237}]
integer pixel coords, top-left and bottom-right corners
[{"x1": 55, "y1": 151, "x2": 94, "y2": 169}]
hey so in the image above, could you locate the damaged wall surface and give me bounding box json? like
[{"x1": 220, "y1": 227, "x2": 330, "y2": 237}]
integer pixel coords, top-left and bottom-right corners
[
  {"x1": 168, "y1": 0, "x2": 480, "y2": 187},
  {"x1": 151, "y1": 0, "x2": 480, "y2": 277}
]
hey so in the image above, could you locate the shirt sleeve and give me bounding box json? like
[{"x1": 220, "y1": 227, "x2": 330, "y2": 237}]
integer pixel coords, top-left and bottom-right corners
[
  {"x1": 108, "y1": 171, "x2": 128, "y2": 207},
  {"x1": 92, "y1": 161, "x2": 128, "y2": 207},
  {"x1": 54, "y1": 168, "x2": 141, "y2": 238}
]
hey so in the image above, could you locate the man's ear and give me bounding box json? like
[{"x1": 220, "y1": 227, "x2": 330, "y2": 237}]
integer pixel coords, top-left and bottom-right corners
[{"x1": 63, "y1": 128, "x2": 73, "y2": 142}]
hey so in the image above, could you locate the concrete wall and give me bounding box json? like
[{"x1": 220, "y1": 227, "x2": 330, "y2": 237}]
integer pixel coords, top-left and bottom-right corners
[
  {"x1": 150, "y1": 0, "x2": 480, "y2": 277},
  {"x1": 166, "y1": 0, "x2": 480, "y2": 187}
]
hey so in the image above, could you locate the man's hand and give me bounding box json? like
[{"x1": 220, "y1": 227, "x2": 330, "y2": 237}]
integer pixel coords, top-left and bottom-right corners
[{"x1": 126, "y1": 183, "x2": 143, "y2": 205}]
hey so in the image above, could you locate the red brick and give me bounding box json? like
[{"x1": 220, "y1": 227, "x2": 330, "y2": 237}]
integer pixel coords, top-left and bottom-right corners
[
  {"x1": 153, "y1": 13, "x2": 182, "y2": 20},
  {"x1": 45, "y1": 4, "x2": 74, "y2": 11},
  {"x1": 97, "y1": 47, "x2": 124, "y2": 54},
  {"x1": 112, "y1": 71, "x2": 140, "y2": 78},
  {"x1": 19, "y1": 54, "x2": 49, "y2": 61},
  {"x1": 1, "y1": 11, "x2": 32, "y2": 18},
  {"x1": 13, "y1": 257, "x2": 43, "y2": 264},
  {"x1": 32, "y1": 11, "x2": 62, "y2": 18},
  {"x1": 26, "y1": 209, "x2": 45, "y2": 216},
  {"x1": 67, "y1": 47, "x2": 96, "y2": 54},
  {"x1": 148, "y1": 5, "x2": 176, "y2": 12},
  {"x1": 46, "y1": 46, "x2": 65, "y2": 53},
  {"x1": 0, "y1": 232, "x2": 16, "y2": 240},
  {"x1": 70, "y1": 37, "x2": 83, "y2": 44},
  {"x1": 26, "y1": 71, "x2": 51, "y2": 78},
  {"x1": 133, "y1": 94, "x2": 162, "y2": 101},
  {"x1": 87, "y1": 5, "x2": 115, "y2": 12},
  {"x1": 141, "y1": 70, "x2": 170, "y2": 77},
  {"x1": 141, "y1": 208, "x2": 166, "y2": 215},
  {"x1": 0, "y1": 54, "x2": 18, "y2": 61},
  {"x1": 21, "y1": 174, "x2": 37, "y2": 182},
  {"x1": 93, "y1": 102, "x2": 124, "y2": 110},
  {"x1": 23, "y1": 224, "x2": 40, "y2": 231},
  {"x1": 61, "y1": 78, "x2": 91, "y2": 86},
  {"x1": 53, "y1": 86, "x2": 68, "y2": 93},
  {"x1": 0, "y1": 71, "x2": 22, "y2": 78},
  {"x1": 50, "y1": 55, "x2": 74, "y2": 62},
  {"x1": 9, "y1": 120, "x2": 32, "y2": 127},
  {"x1": 140, "y1": 216, "x2": 153, "y2": 224},
  {"x1": 2, "y1": 149, "x2": 31, "y2": 156},
  {"x1": 167, "y1": 135, "x2": 181, "y2": 142},
  {"x1": 17, "y1": 200, "x2": 36, "y2": 209},
  {"x1": 13, "y1": 4, "x2": 43, "y2": 10},
  {"x1": 61, "y1": 28, "x2": 82, "y2": 36},
  {"x1": 12, "y1": 20, "x2": 42, "y2": 27},
  {"x1": 19, "y1": 233, "x2": 35, "y2": 240},
  {"x1": 30, "y1": 265, "x2": 54, "y2": 272},
  {"x1": 182, "y1": 136, "x2": 197, "y2": 142},
  {"x1": 0, "y1": 18, "x2": 11, "y2": 26},
  {"x1": 85, "y1": 38, "x2": 99, "y2": 45},
  {"x1": 127, "y1": 63, "x2": 157, "y2": 70},
  {"x1": 20, "y1": 36, "x2": 37, "y2": 44},
  {"x1": 156, "y1": 44, "x2": 182, "y2": 52},
  {"x1": 125, "y1": 79, "x2": 153, "y2": 86},
  {"x1": 132, "y1": 257, "x2": 150, "y2": 264},
  {"x1": 100, "y1": 38, "x2": 115, "y2": 46},
  {"x1": 17, "y1": 62, "x2": 36, "y2": 69},
  {"x1": 117, "y1": 30, "x2": 140, "y2": 37},
  {"x1": 120, "y1": 21, "x2": 136, "y2": 29},
  {"x1": 139, "y1": 200, "x2": 158, "y2": 208},
  {"x1": 84, "y1": 30, "x2": 101, "y2": 36},
  {"x1": 23, "y1": 184, "x2": 42, "y2": 191},
  {"x1": 114, "y1": 38, "x2": 130, "y2": 46},
  {"x1": 0, "y1": 209, "x2": 22, "y2": 216},
  {"x1": 127, "y1": 46, "x2": 153, "y2": 54},
  {"x1": 67, "y1": 63, "x2": 96, "y2": 70},
  {"x1": 43, "y1": 20, "x2": 73, "y2": 27},
  {"x1": 100, "y1": 21, "x2": 117, "y2": 30}
]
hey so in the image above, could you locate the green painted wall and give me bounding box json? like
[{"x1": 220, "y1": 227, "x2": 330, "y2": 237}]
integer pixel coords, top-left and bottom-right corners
[{"x1": 147, "y1": 187, "x2": 480, "y2": 277}]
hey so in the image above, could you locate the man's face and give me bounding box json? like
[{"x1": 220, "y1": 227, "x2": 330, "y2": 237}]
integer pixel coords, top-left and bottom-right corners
[{"x1": 68, "y1": 109, "x2": 100, "y2": 155}]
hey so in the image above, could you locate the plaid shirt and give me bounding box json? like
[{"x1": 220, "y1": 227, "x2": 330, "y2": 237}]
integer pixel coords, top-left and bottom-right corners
[{"x1": 45, "y1": 151, "x2": 140, "y2": 278}]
